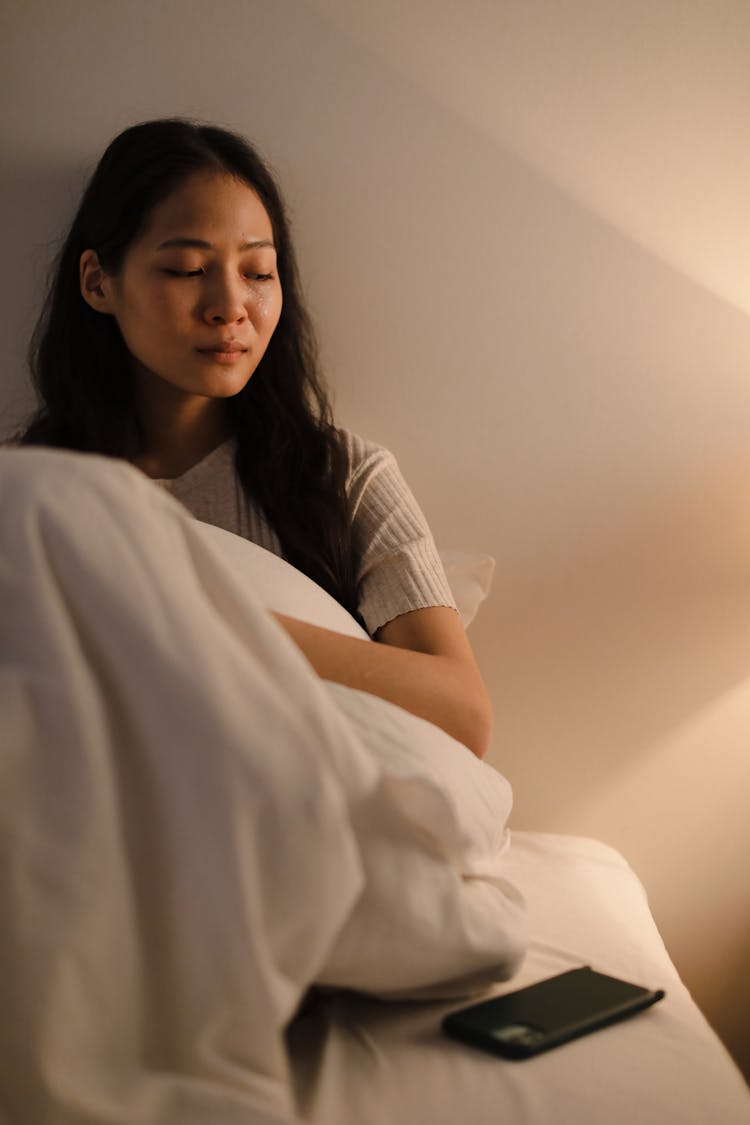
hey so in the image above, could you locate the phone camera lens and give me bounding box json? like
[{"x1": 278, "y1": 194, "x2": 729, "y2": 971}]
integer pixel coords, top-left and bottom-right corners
[{"x1": 493, "y1": 1023, "x2": 544, "y2": 1046}]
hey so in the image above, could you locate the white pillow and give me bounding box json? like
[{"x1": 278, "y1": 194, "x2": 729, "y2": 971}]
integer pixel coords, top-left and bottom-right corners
[
  {"x1": 187, "y1": 519, "x2": 524, "y2": 998},
  {"x1": 320, "y1": 682, "x2": 526, "y2": 997},
  {"x1": 192, "y1": 521, "x2": 369, "y2": 638},
  {"x1": 439, "y1": 549, "x2": 495, "y2": 627},
  {"x1": 192, "y1": 522, "x2": 494, "y2": 633}
]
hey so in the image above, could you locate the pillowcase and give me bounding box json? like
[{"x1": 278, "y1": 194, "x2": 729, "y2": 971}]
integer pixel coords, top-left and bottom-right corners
[
  {"x1": 192, "y1": 521, "x2": 370, "y2": 638},
  {"x1": 185, "y1": 519, "x2": 523, "y2": 998},
  {"x1": 319, "y1": 682, "x2": 526, "y2": 998},
  {"x1": 192, "y1": 521, "x2": 494, "y2": 633},
  {"x1": 439, "y1": 549, "x2": 495, "y2": 627}
]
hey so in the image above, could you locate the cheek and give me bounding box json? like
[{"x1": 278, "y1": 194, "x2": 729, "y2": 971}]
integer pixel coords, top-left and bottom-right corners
[
  {"x1": 116, "y1": 285, "x2": 190, "y2": 362},
  {"x1": 256, "y1": 286, "x2": 283, "y2": 335},
  {"x1": 120, "y1": 282, "x2": 176, "y2": 332},
  {"x1": 147, "y1": 284, "x2": 191, "y2": 321}
]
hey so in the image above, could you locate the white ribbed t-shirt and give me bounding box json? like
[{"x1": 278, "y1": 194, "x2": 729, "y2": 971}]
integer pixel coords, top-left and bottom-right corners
[{"x1": 154, "y1": 429, "x2": 456, "y2": 635}]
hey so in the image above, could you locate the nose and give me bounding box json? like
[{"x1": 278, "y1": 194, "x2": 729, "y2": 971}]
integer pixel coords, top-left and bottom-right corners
[{"x1": 202, "y1": 272, "x2": 248, "y2": 326}]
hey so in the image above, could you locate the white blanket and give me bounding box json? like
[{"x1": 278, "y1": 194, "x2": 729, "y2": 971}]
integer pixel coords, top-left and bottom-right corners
[{"x1": 0, "y1": 448, "x2": 526, "y2": 1124}]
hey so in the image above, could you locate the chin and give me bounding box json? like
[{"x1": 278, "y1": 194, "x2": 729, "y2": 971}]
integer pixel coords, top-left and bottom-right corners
[{"x1": 204, "y1": 373, "x2": 255, "y2": 399}]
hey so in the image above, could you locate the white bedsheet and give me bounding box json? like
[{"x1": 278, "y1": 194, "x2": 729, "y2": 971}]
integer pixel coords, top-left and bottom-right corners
[
  {"x1": 0, "y1": 447, "x2": 526, "y2": 1124},
  {"x1": 288, "y1": 832, "x2": 750, "y2": 1125}
]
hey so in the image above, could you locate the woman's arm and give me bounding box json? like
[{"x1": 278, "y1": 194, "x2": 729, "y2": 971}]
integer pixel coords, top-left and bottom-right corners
[{"x1": 271, "y1": 605, "x2": 493, "y2": 759}]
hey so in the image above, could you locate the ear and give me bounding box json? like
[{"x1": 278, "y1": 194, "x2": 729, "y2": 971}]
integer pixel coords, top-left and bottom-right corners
[{"x1": 80, "y1": 249, "x2": 116, "y2": 313}]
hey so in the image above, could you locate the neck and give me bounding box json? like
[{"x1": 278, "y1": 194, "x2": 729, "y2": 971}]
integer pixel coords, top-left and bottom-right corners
[{"x1": 133, "y1": 375, "x2": 232, "y2": 480}]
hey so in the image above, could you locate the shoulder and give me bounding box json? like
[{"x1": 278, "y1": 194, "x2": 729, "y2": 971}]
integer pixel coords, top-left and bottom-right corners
[
  {"x1": 336, "y1": 427, "x2": 401, "y2": 492},
  {"x1": 335, "y1": 428, "x2": 430, "y2": 531},
  {"x1": 336, "y1": 427, "x2": 391, "y2": 469}
]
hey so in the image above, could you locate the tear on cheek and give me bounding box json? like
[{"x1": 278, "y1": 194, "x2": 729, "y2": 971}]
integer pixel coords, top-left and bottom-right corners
[{"x1": 258, "y1": 298, "x2": 282, "y2": 327}]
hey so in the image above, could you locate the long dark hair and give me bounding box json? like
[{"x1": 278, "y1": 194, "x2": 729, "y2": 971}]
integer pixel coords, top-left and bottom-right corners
[{"x1": 20, "y1": 118, "x2": 361, "y2": 619}]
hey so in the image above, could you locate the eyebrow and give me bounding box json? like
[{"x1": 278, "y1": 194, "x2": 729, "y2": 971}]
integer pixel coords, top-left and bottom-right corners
[{"x1": 155, "y1": 237, "x2": 275, "y2": 251}]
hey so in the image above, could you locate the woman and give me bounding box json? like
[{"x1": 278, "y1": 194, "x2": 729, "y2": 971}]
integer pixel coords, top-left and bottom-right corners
[{"x1": 18, "y1": 118, "x2": 492, "y2": 757}]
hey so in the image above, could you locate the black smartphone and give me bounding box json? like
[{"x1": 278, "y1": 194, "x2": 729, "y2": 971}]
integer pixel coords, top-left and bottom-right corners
[{"x1": 442, "y1": 966, "x2": 665, "y2": 1060}]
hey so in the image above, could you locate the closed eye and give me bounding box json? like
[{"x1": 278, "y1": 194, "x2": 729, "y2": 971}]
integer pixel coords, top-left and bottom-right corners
[{"x1": 162, "y1": 269, "x2": 274, "y2": 281}]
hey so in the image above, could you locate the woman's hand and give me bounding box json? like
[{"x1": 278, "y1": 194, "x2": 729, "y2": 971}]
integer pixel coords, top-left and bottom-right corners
[{"x1": 271, "y1": 605, "x2": 492, "y2": 759}]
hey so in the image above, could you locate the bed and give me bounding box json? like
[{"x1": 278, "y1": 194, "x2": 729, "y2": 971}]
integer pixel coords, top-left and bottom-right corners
[
  {"x1": 288, "y1": 831, "x2": 750, "y2": 1124},
  {"x1": 1, "y1": 446, "x2": 748, "y2": 1124}
]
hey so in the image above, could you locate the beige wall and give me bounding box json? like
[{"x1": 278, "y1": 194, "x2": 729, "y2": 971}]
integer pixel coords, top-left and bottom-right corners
[{"x1": 2, "y1": 0, "x2": 749, "y2": 1077}]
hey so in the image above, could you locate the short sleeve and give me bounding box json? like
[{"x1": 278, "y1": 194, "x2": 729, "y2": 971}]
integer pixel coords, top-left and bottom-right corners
[{"x1": 342, "y1": 431, "x2": 457, "y2": 635}]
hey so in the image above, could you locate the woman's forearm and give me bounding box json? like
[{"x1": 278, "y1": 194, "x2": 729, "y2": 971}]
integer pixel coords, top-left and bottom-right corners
[{"x1": 271, "y1": 612, "x2": 492, "y2": 759}]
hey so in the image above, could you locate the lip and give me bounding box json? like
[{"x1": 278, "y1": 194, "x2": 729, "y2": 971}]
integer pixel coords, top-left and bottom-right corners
[
  {"x1": 196, "y1": 343, "x2": 249, "y2": 364},
  {"x1": 197, "y1": 342, "x2": 248, "y2": 354}
]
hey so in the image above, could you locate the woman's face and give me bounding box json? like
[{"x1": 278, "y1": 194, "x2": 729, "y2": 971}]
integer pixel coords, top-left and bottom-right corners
[{"x1": 87, "y1": 171, "x2": 283, "y2": 405}]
